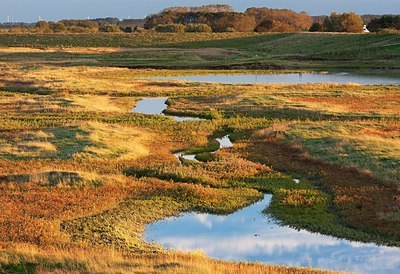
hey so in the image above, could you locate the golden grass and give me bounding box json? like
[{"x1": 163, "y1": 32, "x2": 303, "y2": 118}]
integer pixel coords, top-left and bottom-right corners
[
  {"x1": 0, "y1": 122, "x2": 152, "y2": 161},
  {"x1": 80, "y1": 122, "x2": 150, "y2": 161},
  {"x1": 0, "y1": 244, "x2": 338, "y2": 274},
  {"x1": 0, "y1": 58, "x2": 397, "y2": 273}
]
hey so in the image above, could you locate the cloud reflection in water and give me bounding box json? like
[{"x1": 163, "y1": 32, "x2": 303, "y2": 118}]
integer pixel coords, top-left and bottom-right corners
[{"x1": 145, "y1": 195, "x2": 400, "y2": 273}]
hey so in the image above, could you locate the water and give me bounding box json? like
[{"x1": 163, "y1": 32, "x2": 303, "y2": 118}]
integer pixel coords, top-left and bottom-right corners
[
  {"x1": 131, "y1": 97, "x2": 200, "y2": 121},
  {"x1": 155, "y1": 72, "x2": 400, "y2": 85},
  {"x1": 174, "y1": 152, "x2": 200, "y2": 163},
  {"x1": 145, "y1": 195, "x2": 400, "y2": 273},
  {"x1": 215, "y1": 135, "x2": 233, "y2": 149},
  {"x1": 174, "y1": 135, "x2": 233, "y2": 163}
]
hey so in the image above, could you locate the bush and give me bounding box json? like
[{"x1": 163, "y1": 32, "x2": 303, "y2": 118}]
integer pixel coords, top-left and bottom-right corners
[
  {"x1": 51, "y1": 22, "x2": 67, "y2": 33},
  {"x1": 378, "y1": 28, "x2": 400, "y2": 34},
  {"x1": 185, "y1": 23, "x2": 212, "y2": 33},
  {"x1": 100, "y1": 25, "x2": 121, "y2": 33},
  {"x1": 309, "y1": 22, "x2": 322, "y2": 32},
  {"x1": 368, "y1": 15, "x2": 400, "y2": 32},
  {"x1": 225, "y1": 27, "x2": 236, "y2": 32},
  {"x1": 155, "y1": 24, "x2": 185, "y2": 33}
]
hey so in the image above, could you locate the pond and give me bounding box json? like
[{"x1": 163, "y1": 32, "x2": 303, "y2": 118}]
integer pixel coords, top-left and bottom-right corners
[
  {"x1": 145, "y1": 195, "x2": 400, "y2": 274},
  {"x1": 155, "y1": 72, "x2": 400, "y2": 85},
  {"x1": 131, "y1": 97, "x2": 200, "y2": 121}
]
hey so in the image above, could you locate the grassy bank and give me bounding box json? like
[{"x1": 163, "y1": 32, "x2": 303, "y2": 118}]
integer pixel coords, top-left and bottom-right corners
[{"x1": 0, "y1": 32, "x2": 399, "y2": 69}]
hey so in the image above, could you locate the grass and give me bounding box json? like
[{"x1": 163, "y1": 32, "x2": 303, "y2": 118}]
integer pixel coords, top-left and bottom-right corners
[
  {"x1": 0, "y1": 32, "x2": 399, "y2": 69},
  {"x1": 0, "y1": 32, "x2": 399, "y2": 273}
]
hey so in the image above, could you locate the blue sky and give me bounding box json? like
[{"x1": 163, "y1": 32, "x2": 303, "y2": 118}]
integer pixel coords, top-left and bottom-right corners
[{"x1": 2, "y1": 0, "x2": 399, "y2": 23}]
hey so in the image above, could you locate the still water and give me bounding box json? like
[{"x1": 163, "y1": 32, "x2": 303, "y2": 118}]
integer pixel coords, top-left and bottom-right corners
[
  {"x1": 145, "y1": 195, "x2": 400, "y2": 274},
  {"x1": 174, "y1": 135, "x2": 233, "y2": 163},
  {"x1": 132, "y1": 97, "x2": 200, "y2": 121},
  {"x1": 156, "y1": 72, "x2": 400, "y2": 85}
]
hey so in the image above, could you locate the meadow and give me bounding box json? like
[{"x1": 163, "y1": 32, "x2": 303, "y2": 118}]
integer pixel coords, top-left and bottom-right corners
[
  {"x1": 0, "y1": 32, "x2": 399, "y2": 273},
  {"x1": 0, "y1": 32, "x2": 399, "y2": 69}
]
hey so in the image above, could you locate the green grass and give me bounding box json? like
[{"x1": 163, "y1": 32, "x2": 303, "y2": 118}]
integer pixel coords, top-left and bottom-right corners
[{"x1": 0, "y1": 33, "x2": 399, "y2": 69}]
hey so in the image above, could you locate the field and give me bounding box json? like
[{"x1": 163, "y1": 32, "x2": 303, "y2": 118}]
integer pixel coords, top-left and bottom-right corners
[
  {"x1": 0, "y1": 32, "x2": 399, "y2": 273},
  {"x1": 0, "y1": 32, "x2": 399, "y2": 69}
]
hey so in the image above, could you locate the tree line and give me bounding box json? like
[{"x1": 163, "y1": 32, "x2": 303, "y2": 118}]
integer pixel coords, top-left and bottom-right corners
[{"x1": 0, "y1": 5, "x2": 398, "y2": 34}]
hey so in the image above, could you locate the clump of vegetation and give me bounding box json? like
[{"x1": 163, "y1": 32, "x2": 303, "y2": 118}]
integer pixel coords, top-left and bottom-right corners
[
  {"x1": 368, "y1": 15, "x2": 400, "y2": 33},
  {"x1": 155, "y1": 24, "x2": 186, "y2": 33},
  {"x1": 321, "y1": 12, "x2": 364, "y2": 33}
]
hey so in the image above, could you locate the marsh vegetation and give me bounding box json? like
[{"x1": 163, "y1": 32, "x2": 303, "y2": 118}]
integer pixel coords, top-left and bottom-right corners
[{"x1": 0, "y1": 32, "x2": 399, "y2": 273}]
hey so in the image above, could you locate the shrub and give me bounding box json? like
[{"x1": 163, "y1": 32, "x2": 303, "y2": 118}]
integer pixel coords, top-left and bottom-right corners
[
  {"x1": 309, "y1": 22, "x2": 322, "y2": 32},
  {"x1": 368, "y1": 15, "x2": 400, "y2": 32},
  {"x1": 155, "y1": 24, "x2": 185, "y2": 33},
  {"x1": 51, "y1": 22, "x2": 67, "y2": 33},
  {"x1": 185, "y1": 23, "x2": 212, "y2": 33},
  {"x1": 100, "y1": 25, "x2": 121, "y2": 33}
]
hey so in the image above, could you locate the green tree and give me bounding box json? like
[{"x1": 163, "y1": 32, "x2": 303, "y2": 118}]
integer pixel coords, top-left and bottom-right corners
[{"x1": 309, "y1": 22, "x2": 322, "y2": 32}]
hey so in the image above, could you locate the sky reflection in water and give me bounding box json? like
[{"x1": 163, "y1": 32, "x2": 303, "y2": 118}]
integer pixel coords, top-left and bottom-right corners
[
  {"x1": 132, "y1": 97, "x2": 200, "y2": 121},
  {"x1": 145, "y1": 195, "x2": 400, "y2": 274},
  {"x1": 156, "y1": 72, "x2": 400, "y2": 85}
]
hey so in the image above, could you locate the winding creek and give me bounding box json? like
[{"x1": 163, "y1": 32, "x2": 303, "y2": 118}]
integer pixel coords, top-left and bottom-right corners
[{"x1": 132, "y1": 74, "x2": 400, "y2": 273}]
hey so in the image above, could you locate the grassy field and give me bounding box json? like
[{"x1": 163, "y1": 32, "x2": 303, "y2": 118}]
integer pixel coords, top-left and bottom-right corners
[
  {"x1": 0, "y1": 32, "x2": 399, "y2": 69},
  {"x1": 0, "y1": 33, "x2": 399, "y2": 273}
]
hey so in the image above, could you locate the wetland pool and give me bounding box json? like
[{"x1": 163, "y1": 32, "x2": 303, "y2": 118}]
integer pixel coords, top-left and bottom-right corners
[
  {"x1": 155, "y1": 72, "x2": 400, "y2": 85},
  {"x1": 145, "y1": 195, "x2": 400, "y2": 274},
  {"x1": 132, "y1": 97, "x2": 200, "y2": 121}
]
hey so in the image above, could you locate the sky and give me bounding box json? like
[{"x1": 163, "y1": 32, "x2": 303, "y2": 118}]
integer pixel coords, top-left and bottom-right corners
[{"x1": 2, "y1": 0, "x2": 400, "y2": 23}]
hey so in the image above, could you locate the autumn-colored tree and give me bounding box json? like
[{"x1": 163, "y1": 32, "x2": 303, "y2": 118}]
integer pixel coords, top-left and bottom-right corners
[
  {"x1": 255, "y1": 19, "x2": 295, "y2": 32},
  {"x1": 322, "y1": 12, "x2": 363, "y2": 33},
  {"x1": 246, "y1": 8, "x2": 312, "y2": 32},
  {"x1": 341, "y1": 12, "x2": 363, "y2": 33}
]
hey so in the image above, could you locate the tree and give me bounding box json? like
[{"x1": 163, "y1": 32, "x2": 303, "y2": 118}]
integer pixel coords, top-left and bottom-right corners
[
  {"x1": 368, "y1": 15, "x2": 400, "y2": 32},
  {"x1": 246, "y1": 7, "x2": 312, "y2": 32},
  {"x1": 309, "y1": 22, "x2": 322, "y2": 32},
  {"x1": 323, "y1": 12, "x2": 343, "y2": 32},
  {"x1": 255, "y1": 19, "x2": 294, "y2": 32},
  {"x1": 322, "y1": 12, "x2": 363, "y2": 33},
  {"x1": 341, "y1": 12, "x2": 363, "y2": 33}
]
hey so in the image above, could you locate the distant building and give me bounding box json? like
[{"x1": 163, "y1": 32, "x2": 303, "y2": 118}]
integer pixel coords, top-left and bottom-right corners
[{"x1": 363, "y1": 25, "x2": 370, "y2": 33}]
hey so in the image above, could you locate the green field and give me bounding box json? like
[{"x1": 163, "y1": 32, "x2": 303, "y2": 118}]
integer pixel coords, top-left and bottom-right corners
[{"x1": 0, "y1": 32, "x2": 399, "y2": 69}]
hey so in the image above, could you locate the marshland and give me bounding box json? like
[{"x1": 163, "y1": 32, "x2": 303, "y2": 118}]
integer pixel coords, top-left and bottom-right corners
[{"x1": 0, "y1": 8, "x2": 399, "y2": 274}]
